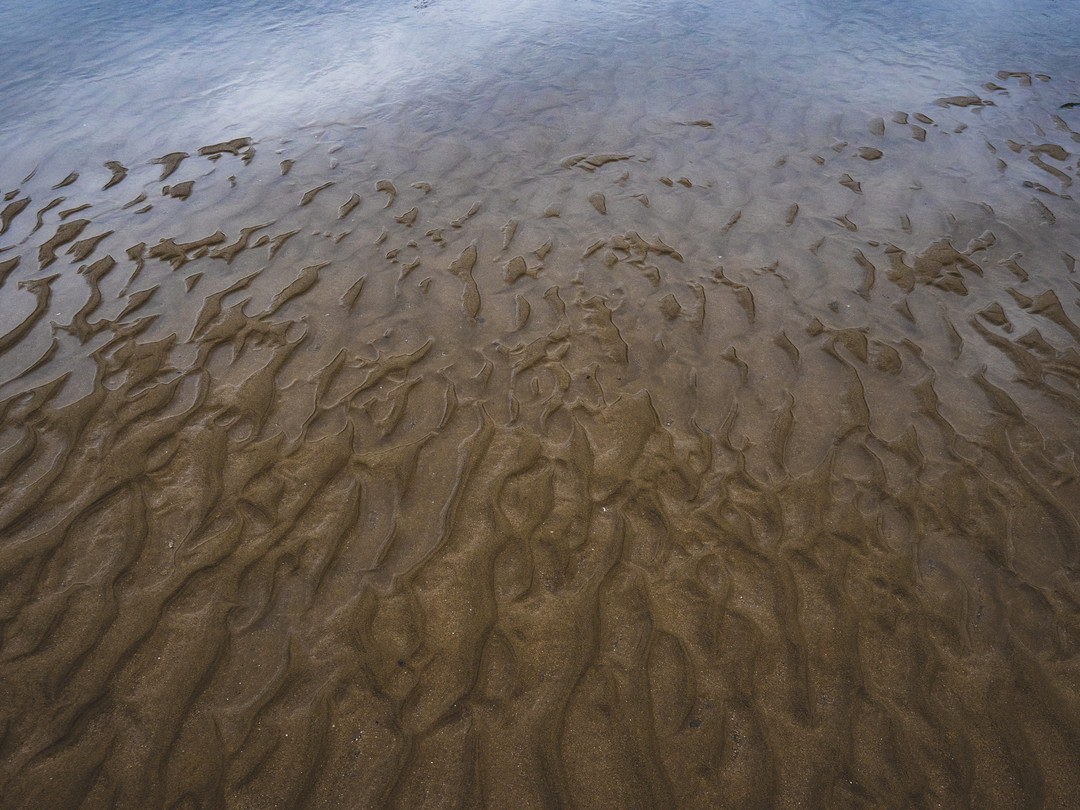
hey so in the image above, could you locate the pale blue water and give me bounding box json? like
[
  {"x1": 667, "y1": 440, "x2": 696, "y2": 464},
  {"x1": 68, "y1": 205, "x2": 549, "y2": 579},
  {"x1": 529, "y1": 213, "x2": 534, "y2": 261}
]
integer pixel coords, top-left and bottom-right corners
[{"x1": 2, "y1": 0, "x2": 1078, "y2": 183}]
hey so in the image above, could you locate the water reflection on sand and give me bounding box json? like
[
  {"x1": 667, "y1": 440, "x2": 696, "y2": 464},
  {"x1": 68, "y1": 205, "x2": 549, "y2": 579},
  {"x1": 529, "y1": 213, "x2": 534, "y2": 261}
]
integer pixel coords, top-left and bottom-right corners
[{"x1": 1, "y1": 0, "x2": 1079, "y2": 807}]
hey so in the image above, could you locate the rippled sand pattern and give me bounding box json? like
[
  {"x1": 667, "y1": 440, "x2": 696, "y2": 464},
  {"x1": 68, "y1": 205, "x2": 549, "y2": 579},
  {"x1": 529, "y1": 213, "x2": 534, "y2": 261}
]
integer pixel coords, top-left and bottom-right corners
[{"x1": 2, "y1": 74, "x2": 1080, "y2": 808}]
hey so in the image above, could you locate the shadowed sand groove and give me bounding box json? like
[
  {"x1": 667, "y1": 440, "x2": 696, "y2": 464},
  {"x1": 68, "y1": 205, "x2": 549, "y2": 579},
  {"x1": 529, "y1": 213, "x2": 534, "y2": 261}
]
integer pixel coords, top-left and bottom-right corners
[{"x1": 1, "y1": 67, "x2": 1080, "y2": 809}]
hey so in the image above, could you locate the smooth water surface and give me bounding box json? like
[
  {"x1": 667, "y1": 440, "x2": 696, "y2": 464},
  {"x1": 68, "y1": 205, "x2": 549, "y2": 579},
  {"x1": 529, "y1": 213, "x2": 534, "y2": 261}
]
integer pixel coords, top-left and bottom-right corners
[{"x1": 3, "y1": 0, "x2": 1079, "y2": 176}]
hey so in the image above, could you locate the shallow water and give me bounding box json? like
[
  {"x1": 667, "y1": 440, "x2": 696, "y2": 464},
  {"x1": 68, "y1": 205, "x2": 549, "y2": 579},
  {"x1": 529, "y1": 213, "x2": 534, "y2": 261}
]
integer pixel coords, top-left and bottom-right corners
[{"x1": 2, "y1": 0, "x2": 1080, "y2": 807}]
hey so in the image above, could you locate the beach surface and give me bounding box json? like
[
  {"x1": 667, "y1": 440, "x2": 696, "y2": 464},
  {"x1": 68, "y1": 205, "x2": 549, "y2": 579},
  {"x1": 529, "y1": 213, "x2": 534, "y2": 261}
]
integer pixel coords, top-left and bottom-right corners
[{"x1": 2, "y1": 0, "x2": 1080, "y2": 806}]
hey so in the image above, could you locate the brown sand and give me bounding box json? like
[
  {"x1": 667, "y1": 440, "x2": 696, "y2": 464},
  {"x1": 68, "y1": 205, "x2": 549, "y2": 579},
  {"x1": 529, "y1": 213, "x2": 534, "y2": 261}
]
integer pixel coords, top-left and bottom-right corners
[{"x1": 1, "y1": 73, "x2": 1079, "y2": 808}]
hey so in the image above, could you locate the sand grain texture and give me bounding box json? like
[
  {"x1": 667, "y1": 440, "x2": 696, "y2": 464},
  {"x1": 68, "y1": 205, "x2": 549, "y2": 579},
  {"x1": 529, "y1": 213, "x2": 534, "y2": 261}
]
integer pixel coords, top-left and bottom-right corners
[{"x1": 1, "y1": 71, "x2": 1080, "y2": 810}]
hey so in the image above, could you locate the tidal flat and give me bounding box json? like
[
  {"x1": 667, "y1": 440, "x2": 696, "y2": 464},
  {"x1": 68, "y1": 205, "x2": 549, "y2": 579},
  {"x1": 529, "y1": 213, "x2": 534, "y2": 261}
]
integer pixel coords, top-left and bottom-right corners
[{"x1": 1, "y1": 0, "x2": 1079, "y2": 807}]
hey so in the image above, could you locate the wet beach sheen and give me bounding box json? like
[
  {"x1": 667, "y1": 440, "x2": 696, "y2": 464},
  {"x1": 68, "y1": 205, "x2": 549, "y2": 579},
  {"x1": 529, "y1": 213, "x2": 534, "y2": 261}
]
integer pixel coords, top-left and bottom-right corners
[{"x1": 2, "y1": 0, "x2": 1080, "y2": 807}]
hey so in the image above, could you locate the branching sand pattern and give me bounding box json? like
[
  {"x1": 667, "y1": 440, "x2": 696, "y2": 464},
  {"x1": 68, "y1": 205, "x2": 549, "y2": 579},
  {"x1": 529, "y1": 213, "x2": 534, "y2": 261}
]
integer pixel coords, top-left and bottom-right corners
[{"x1": 1, "y1": 74, "x2": 1079, "y2": 808}]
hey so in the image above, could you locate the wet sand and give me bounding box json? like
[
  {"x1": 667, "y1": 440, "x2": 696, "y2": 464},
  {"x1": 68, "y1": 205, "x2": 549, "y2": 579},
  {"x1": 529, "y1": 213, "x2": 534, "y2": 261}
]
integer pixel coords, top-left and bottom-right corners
[{"x1": 1, "y1": 70, "x2": 1080, "y2": 808}]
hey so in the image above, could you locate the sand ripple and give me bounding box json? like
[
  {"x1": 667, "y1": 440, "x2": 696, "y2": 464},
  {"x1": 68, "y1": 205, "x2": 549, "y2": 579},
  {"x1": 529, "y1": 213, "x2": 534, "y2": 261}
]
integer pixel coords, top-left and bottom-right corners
[{"x1": 1, "y1": 73, "x2": 1079, "y2": 808}]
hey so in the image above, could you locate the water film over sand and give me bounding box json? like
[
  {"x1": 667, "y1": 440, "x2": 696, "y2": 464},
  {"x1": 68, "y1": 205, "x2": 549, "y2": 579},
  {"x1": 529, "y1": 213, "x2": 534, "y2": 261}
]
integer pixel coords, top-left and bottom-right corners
[{"x1": 2, "y1": 36, "x2": 1080, "y2": 809}]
